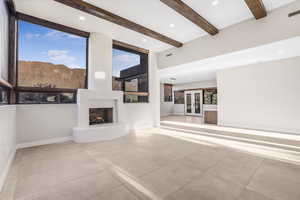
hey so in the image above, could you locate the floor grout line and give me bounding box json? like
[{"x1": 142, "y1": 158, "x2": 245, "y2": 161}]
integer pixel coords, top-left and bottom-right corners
[
  {"x1": 233, "y1": 158, "x2": 266, "y2": 200},
  {"x1": 163, "y1": 149, "x2": 231, "y2": 199}
]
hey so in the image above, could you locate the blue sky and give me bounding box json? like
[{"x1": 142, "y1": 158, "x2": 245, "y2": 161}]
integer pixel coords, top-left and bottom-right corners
[
  {"x1": 18, "y1": 20, "x2": 87, "y2": 69},
  {"x1": 112, "y1": 49, "x2": 140, "y2": 77},
  {"x1": 18, "y1": 20, "x2": 140, "y2": 76}
]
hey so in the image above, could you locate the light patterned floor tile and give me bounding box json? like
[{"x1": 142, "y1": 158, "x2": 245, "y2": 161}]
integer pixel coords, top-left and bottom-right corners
[{"x1": 247, "y1": 159, "x2": 300, "y2": 200}]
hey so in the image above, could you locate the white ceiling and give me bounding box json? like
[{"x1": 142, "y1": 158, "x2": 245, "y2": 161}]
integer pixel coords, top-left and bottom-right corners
[
  {"x1": 14, "y1": 0, "x2": 295, "y2": 52},
  {"x1": 159, "y1": 36, "x2": 300, "y2": 84}
]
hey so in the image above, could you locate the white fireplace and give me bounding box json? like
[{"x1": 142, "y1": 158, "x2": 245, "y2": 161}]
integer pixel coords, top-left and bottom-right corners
[{"x1": 72, "y1": 89, "x2": 129, "y2": 143}]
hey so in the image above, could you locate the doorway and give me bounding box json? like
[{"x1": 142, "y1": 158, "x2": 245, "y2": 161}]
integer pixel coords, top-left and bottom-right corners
[{"x1": 184, "y1": 90, "x2": 203, "y2": 116}]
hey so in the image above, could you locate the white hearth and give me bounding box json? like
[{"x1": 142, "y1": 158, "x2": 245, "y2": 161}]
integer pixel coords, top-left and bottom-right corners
[{"x1": 72, "y1": 89, "x2": 129, "y2": 143}]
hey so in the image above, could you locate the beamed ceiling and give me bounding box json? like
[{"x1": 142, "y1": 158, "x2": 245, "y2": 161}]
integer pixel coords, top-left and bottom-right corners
[{"x1": 14, "y1": 0, "x2": 296, "y2": 51}]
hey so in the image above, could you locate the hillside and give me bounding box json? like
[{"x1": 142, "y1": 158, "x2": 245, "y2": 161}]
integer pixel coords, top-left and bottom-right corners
[{"x1": 18, "y1": 61, "x2": 86, "y2": 89}]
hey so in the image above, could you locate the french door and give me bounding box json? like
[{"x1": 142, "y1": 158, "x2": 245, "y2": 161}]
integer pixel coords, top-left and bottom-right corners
[{"x1": 184, "y1": 90, "x2": 203, "y2": 116}]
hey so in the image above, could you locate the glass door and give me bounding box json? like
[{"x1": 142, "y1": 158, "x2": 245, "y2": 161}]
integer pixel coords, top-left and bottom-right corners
[
  {"x1": 185, "y1": 92, "x2": 192, "y2": 115},
  {"x1": 194, "y1": 92, "x2": 201, "y2": 115},
  {"x1": 184, "y1": 90, "x2": 203, "y2": 116}
]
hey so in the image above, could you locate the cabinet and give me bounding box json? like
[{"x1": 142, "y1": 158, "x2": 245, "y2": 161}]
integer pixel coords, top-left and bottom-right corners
[{"x1": 204, "y1": 111, "x2": 218, "y2": 124}]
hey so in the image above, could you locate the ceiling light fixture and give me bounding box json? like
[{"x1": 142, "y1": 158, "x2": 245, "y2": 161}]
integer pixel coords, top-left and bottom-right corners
[
  {"x1": 169, "y1": 23, "x2": 175, "y2": 28},
  {"x1": 212, "y1": 0, "x2": 219, "y2": 6},
  {"x1": 79, "y1": 16, "x2": 85, "y2": 21},
  {"x1": 142, "y1": 38, "x2": 147, "y2": 42}
]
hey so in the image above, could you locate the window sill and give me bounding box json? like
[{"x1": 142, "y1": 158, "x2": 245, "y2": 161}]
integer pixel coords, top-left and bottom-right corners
[{"x1": 16, "y1": 103, "x2": 77, "y2": 105}]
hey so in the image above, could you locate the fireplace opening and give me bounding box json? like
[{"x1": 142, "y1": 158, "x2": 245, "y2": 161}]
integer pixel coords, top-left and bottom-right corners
[{"x1": 89, "y1": 108, "x2": 113, "y2": 125}]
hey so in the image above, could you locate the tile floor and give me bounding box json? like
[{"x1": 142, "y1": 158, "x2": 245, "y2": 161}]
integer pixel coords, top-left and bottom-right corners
[{"x1": 1, "y1": 128, "x2": 300, "y2": 200}]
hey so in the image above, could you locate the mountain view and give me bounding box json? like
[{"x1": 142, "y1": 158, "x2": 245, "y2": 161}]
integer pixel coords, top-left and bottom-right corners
[{"x1": 18, "y1": 61, "x2": 86, "y2": 89}]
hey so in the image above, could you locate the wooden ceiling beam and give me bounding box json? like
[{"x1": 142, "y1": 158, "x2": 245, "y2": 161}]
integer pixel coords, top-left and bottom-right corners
[
  {"x1": 113, "y1": 40, "x2": 149, "y2": 54},
  {"x1": 244, "y1": 0, "x2": 267, "y2": 20},
  {"x1": 160, "y1": 0, "x2": 219, "y2": 35},
  {"x1": 16, "y1": 12, "x2": 90, "y2": 38},
  {"x1": 53, "y1": 0, "x2": 183, "y2": 48}
]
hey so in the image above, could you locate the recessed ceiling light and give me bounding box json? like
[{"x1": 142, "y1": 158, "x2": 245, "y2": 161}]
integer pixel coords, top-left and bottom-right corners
[
  {"x1": 79, "y1": 16, "x2": 85, "y2": 21},
  {"x1": 212, "y1": 0, "x2": 219, "y2": 6},
  {"x1": 169, "y1": 23, "x2": 175, "y2": 28},
  {"x1": 142, "y1": 38, "x2": 147, "y2": 42}
]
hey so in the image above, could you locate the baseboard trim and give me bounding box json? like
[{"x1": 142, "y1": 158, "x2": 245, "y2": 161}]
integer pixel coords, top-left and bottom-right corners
[
  {"x1": 17, "y1": 136, "x2": 73, "y2": 149},
  {"x1": 0, "y1": 149, "x2": 16, "y2": 192}
]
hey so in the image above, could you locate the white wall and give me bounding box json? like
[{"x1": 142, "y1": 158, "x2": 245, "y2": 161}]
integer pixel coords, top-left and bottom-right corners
[
  {"x1": 0, "y1": 0, "x2": 9, "y2": 81},
  {"x1": 0, "y1": 106, "x2": 16, "y2": 191},
  {"x1": 16, "y1": 104, "x2": 77, "y2": 145},
  {"x1": 88, "y1": 33, "x2": 113, "y2": 91},
  {"x1": 160, "y1": 80, "x2": 217, "y2": 116},
  {"x1": 158, "y1": 1, "x2": 300, "y2": 69},
  {"x1": 217, "y1": 57, "x2": 300, "y2": 134}
]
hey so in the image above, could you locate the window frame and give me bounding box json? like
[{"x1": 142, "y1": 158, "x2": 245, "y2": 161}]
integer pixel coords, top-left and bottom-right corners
[
  {"x1": 0, "y1": 80, "x2": 12, "y2": 105},
  {"x1": 14, "y1": 12, "x2": 90, "y2": 104},
  {"x1": 112, "y1": 43, "x2": 149, "y2": 103},
  {"x1": 0, "y1": 86, "x2": 9, "y2": 105},
  {"x1": 16, "y1": 90, "x2": 77, "y2": 105}
]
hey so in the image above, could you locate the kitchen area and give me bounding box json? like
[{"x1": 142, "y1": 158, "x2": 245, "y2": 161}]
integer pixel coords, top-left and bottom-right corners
[{"x1": 161, "y1": 81, "x2": 218, "y2": 125}]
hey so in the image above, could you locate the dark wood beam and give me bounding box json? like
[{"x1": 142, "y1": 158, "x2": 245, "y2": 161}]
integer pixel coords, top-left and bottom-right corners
[
  {"x1": 113, "y1": 40, "x2": 149, "y2": 54},
  {"x1": 16, "y1": 12, "x2": 90, "y2": 38},
  {"x1": 53, "y1": 0, "x2": 183, "y2": 48},
  {"x1": 160, "y1": 0, "x2": 218, "y2": 35},
  {"x1": 124, "y1": 92, "x2": 149, "y2": 96},
  {"x1": 288, "y1": 10, "x2": 300, "y2": 18},
  {"x1": 15, "y1": 87, "x2": 77, "y2": 93},
  {"x1": 244, "y1": 0, "x2": 267, "y2": 20}
]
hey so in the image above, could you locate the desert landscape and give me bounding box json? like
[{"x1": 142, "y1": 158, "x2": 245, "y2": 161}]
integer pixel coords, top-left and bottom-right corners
[{"x1": 18, "y1": 61, "x2": 86, "y2": 89}]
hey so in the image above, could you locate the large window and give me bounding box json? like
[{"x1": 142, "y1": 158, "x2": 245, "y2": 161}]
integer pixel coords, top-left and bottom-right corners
[
  {"x1": 0, "y1": 86, "x2": 9, "y2": 105},
  {"x1": 15, "y1": 14, "x2": 89, "y2": 104},
  {"x1": 164, "y1": 84, "x2": 173, "y2": 102},
  {"x1": 112, "y1": 44, "x2": 149, "y2": 103},
  {"x1": 17, "y1": 91, "x2": 76, "y2": 104},
  {"x1": 204, "y1": 88, "x2": 217, "y2": 105},
  {"x1": 174, "y1": 90, "x2": 184, "y2": 104}
]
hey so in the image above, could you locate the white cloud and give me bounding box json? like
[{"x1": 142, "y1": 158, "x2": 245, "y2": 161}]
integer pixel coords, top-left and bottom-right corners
[
  {"x1": 113, "y1": 54, "x2": 140, "y2": 63},
  {"x1": 112, "y1": 69, "x2": 120, "y2": 77},
  {"x1": 47, "y1": 50, "x2": 78, "y2": 68},
  {"x1": 45, "y1": 30, "x2": 81, "y2": 39},
  {"x1": 69, "y1": 64, "x2": 82, "y2": 69},
  {"x1": 25, "y1": 33, "x2": 40, "y2": 39}
]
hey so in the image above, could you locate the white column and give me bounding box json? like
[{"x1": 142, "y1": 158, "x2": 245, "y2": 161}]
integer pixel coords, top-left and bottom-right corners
[{"x1": 88, "y1": 33, "x2": 113, "y2": 92}]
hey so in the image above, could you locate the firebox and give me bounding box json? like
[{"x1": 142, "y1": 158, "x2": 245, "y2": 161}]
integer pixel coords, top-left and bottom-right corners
[{"x1": 89, "y1": 108, "x2": 113, "y2": 125}]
